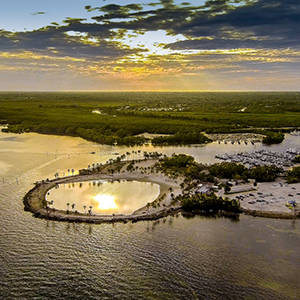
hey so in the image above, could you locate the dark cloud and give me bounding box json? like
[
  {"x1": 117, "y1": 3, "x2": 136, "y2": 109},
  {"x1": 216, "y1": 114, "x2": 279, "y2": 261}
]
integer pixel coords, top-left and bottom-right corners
[
  {"x1": 0, "y1": 24, "x2": 137, "y2": 60},
  {"x1": 89, "y1": 0, "x2": 300, "y2": 50},
  {"x1": 169, "y1": 0, "x2": 300, "y2": 49},
  {"x1": 1, "y1": 0, "x2": 299, "y2": 62}
]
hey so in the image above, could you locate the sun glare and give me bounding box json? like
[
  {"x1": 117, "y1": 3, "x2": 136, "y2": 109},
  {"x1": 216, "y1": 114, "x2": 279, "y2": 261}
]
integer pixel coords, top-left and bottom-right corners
[{"x1": 94, "y1": 194, "x2": 117, "y2": 210}]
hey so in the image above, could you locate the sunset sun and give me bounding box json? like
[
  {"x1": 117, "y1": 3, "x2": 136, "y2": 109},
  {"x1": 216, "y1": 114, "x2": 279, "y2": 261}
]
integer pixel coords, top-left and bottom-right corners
[{"x1": 94, "y1": 194, "x2": 117, "y2": 210}]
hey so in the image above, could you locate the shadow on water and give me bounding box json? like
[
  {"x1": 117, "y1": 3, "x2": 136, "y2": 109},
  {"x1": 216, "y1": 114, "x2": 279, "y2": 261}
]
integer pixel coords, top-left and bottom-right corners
[{"x1": 181, "y1": 211, "x2": 240, "y2": 222}]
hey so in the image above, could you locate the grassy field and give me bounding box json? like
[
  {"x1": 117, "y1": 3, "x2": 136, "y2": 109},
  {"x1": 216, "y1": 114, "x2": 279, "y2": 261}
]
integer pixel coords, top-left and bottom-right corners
[{"x1": 0, "y1": 91, "x2": 299, "y2": 145}]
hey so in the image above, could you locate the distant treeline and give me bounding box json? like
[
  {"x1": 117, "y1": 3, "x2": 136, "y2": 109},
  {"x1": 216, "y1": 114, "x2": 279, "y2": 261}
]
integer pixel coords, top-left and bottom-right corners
[{"x1": 0, "y1": 91, "x2": 299, "y2": 146}]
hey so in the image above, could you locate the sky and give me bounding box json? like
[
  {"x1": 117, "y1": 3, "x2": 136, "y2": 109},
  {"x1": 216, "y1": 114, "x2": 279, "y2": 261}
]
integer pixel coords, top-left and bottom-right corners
[{"x1": 0, "y1": 0, "x2": 300, "y2": 91}]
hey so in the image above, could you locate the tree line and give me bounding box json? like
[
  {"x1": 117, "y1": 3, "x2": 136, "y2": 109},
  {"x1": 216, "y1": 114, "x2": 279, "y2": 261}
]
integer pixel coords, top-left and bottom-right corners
[{"x1": 1, "y1": 91, "x2": 300, "y2": 146}]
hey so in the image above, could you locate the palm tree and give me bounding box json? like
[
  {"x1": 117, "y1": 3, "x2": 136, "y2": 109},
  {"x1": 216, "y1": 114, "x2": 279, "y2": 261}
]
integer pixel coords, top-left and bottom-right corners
[
  {"x1": 67, "y1": 169, "x2": 70, "y2": 176},
  {"x1": 126, "y1": 152, "x2": 130, "y2": 160},
  {"x1": 50, "y1": 200, "x2": 54, "y2": 209},
  {"x1": 144, "y1": 151, "x2": 149, "y2": 160},
  {"x1": 83, "y1": 205, "x2": 87, "y2": 214},
  {"x1": 89, "y1": 206, "x2": 93, "y2": 215},
  {"x1": 71, "y1": 203, "x2": 75, "y2": 211},
  {"x1": 71, "y1": 169, "x2": 74, "y2": 175},
  {"x1": 66, "y1": 202, "x2": 70, "y2": 213}
]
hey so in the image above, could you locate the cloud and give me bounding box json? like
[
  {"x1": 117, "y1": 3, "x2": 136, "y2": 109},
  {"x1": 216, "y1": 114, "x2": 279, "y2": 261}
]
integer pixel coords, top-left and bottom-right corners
[
  {"x1": 171, "y1": 0, "x2": 300, "y2": 49},
  {"x1": 1, "y1": 0, "x2": 300, "y2": 90},
  {"x1": 31, "y1": 12, "x2": 46, "y2": 16},
  {"x1": 88, "y1": 0, "x2": 300, "y2": 51},
  {"x1": 2, "y1": 0, "x2": 299, "y2": 57}
]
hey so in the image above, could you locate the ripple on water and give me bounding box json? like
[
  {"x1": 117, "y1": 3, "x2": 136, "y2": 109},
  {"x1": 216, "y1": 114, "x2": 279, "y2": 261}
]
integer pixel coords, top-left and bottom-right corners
[{"x1": 1, "y1": 131, "x2": 300, "y2": 299}]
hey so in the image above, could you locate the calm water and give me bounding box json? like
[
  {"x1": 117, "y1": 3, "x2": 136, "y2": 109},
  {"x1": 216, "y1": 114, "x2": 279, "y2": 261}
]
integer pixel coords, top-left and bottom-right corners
[
  {"x1": 1, "y1": 130, "x2": 300, "y2": 299},
  {"x1": 47, "y1": 180, "x2": 160, "y2": 215}
]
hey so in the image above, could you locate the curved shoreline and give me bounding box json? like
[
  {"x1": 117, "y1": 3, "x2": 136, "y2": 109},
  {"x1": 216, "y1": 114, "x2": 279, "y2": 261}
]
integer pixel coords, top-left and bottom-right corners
[
  {"x1": 24, "y1": 171, "x2": 300, "y2": 223},
  {"x1": 23, "y1": 172, "x2": 183, "y2": 224}
]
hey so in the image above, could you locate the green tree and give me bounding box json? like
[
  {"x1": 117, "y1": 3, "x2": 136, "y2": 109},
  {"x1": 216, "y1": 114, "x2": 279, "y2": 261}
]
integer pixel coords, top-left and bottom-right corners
[
  {"x1": 262, "y1": 131, "x2": 284, "y2": 145},
  {"x1": 209, "y1": 162, "x2": 248, "y2": 179},
  {"x1": 287, "y1": 166, "x2": 300, "y2": 183},
  {"x1": 250, "y1": 165, "x2": 282, "y2": 182}
]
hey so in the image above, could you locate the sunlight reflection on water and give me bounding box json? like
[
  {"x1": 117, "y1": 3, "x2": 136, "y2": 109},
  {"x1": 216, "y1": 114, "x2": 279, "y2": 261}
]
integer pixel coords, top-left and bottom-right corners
[{"x1": 47, "y1": 180, "x2": 160, "y2": 215}]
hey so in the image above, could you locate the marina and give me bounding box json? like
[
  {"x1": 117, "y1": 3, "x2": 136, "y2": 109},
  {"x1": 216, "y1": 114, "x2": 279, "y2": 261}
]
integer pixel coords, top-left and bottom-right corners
[{"x1": 215, "y1": 148, "x2": 300, "y2": 168}]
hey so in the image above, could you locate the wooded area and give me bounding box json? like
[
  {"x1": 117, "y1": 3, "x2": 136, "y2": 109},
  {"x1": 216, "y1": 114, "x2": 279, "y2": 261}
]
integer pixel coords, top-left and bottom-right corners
[{"x1": 1, "y1": 92, "x2": 299, "y2": 146}]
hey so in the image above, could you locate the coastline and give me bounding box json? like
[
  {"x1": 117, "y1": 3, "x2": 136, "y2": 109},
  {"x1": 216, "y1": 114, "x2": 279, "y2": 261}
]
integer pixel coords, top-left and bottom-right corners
[
  {"x1": 24, "y1": 168, "x2": 300, "y2": 223},
  {"x1": 23, "y1": 169, "x2": 183, "y2": 224}
]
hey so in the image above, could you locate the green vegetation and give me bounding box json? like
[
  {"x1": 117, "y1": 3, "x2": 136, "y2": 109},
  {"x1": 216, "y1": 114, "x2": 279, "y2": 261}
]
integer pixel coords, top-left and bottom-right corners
[
  {"x1": 1, "y1": 91, "x2": 299, "y2": 146},
  {"x1": 152, "y1": 131, "x2": 211, "y2": 145},
  {"x1": 250, "y1": 165, "x2": 283, "y2": 182},
  {"x1": 156, "y1": 153, "x2": 214, "y2": 182},
  {"x1": 157, "y1": 154, "x2": 283, "y2": 186},
  {"x1": 208, "y1": 162, "x2": 282, "y2": 182},
  {"x1": 159, "y1": 153, "x2": 196, "y2": 169},
  {"x1": 287, "y1": 166, "x2": 300, "y2": 183},
  {"x1": 179, "y1": 193, "x2": 240, "y2": 213},
  {"x1": 209, "y1": 162, "x2": 248, "y2": 180},
  {"x1": 292, "y1": 155, "x2": 300, "y2": 163},
  {"x1": 262, "y1": 131, "x2": 285, "y2": 145}
]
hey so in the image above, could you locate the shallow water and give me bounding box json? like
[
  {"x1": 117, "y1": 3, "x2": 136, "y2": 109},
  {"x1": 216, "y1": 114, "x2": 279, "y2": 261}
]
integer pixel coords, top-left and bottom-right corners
[
  {"x1": 47, "y1": 180, "x2": 160, "y2": 215},
  {"x1": 1, "y1": 130, "x2": 300, "y2": 299}
]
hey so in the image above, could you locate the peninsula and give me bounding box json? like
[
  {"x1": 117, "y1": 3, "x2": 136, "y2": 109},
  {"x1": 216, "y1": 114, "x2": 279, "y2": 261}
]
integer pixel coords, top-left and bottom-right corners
[{"x1": 23, "y1": 152, "x2": 300, "y2": 223}]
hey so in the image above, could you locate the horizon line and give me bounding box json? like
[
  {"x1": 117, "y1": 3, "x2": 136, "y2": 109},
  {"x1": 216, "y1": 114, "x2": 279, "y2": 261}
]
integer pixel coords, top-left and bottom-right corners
[{"x1": 0, "y1": 90, "x2": 300, "y2": 93}]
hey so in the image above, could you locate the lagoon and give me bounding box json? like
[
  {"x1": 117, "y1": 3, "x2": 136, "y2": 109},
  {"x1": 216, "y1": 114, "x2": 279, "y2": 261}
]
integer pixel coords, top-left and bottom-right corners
[{"x1": 47, "y1": 180, "x2": 160, "y2": 215}]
